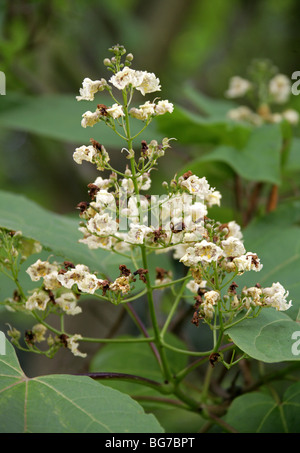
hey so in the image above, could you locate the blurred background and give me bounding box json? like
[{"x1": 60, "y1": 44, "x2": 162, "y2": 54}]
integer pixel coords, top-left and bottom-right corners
[{"x1": 1, "y1": 0, "x2": 300, "y2": 419}]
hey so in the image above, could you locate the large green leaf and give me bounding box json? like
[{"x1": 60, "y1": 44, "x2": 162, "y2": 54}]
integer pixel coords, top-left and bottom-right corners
[
  {"x1": 285, "y1": 137, "x2": 300, "y2": 172},
  {"x1": 0, "y1": 190, "x2": 120, "y2": 276},
  {"x1": 183, "y1": 83, "x2": 238, "y2": 118},
  {"x1": 156, "y1": 105, "x2": 251, "y2": 149},
  {"x1": 225, "y1": 381, "x2": 300, "y2": 433},
  {"x1": 0, "y1": 338, "x2": 163, "y2": 433},
  {"x1": 195, "y1": 124, "x2": 282, "y2": 184},
  {"x1": 225, "y1": 308, "x2": 300, "y2": 363}
]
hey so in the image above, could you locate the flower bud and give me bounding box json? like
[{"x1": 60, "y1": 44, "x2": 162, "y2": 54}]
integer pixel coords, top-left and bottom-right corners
[
  {"x1": 7, "y1": 326, "x2": 21, "y2": 341},
  {"x1": 103, "y1": 58, "x2": 111, "y2": 66}
]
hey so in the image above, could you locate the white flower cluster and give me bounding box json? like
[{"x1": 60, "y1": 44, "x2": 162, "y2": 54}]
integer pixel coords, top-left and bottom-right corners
[
  {"x1": 76, "y1": 172, "x2": 223, "y2": 253},
  {"x1": 76, "y1": 66, "x2": 173, "y2": 129},
  {"x1": 25, "y1": 259, "x2": 83, "y2": 315},
  {"x1": 73, "y1": 142, "x2": 110, "y2": 170},
  {"x1": 268, "y1": 74, "x2": 291, "y2": 104},
  {"x1": 66, "y1": 334, "x2": 87, "y2": 358},
  {"x1": 225, "y1": 73, "x2": 292, "y2": 104},
  {"x1": 192, "y1": 279, "x2": 292, "y2": 324},
  {"x1": 179, "y1": 220, "x2": 263, "y2": 277},
  {"x1": 227, "y1": 105, "x2": 299, "y2": 126},
  {"x1": 76, "y1": 78, "x2": 108, "y2": 101},
  {"x1": 25, "y1": 259, "x2": 136, "y2": 312},
  {"x1": 225, "y1": 72, "x2": 299, "y2": 126},
  {"x1": 225, "y1": 76, "x2": 252, "y2": 99},
  {"x1": 109, "y1": 66, "x2": 161, "y2": 95},
  {"x1": 241, "y1": 282, "x2": 292, "y2": 312},
  {"x1": 130, "y1": 99, "x2": 174, "y2": 121}
]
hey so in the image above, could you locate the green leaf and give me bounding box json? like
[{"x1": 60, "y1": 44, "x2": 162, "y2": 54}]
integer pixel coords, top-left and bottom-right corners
[
  {"x1": 198, "y1": 124, "x2": 282, "y2": 184},
  {"x1": 225, "y1": 308, "x2": 300, "y2": 363},
  {"x1": 225, "y1": 381, "x2": 300, "y2": 433},
  {"x1": 285, "y1": 137, "x2": 300, "y2": 172},
  {"x1": 0, "y1": 338, "x2": 164, "y2": 433},
  {"x1": 156, "y1": 105, "x2": 251, "y2": 148},
  {"x1": 0, "y1": 190, "x2": 122, "y2": 276},
  {"x1": 183, "y1": 83, "x2": 238, "y2": 118}
]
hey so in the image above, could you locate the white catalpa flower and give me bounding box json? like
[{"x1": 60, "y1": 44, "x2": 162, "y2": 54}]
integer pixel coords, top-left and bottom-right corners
[
  {"x1": 263, "y1": 282, "x2": 292, "y2": 311},
  {"x1": 270, "y1": 113, "x2": 283, "y2": 123},
  {"x1": 269, "y1": 74, "x2": 291, "y2": 104},
  {"x1": 180, "y1": 240, "x2": 223, "y2": 267},
  {"x1": 205, "y1": 190, "x2": 222, "y2": 208},
  {"x1": 282, "y1": 109, "x2": 299, "y2": 125},
  {"x1": 26, "y1": 290, "x2": 50, "y2": 311},
  {"x1": 225, "y1": 76, "x2": 252, "y2": 98},
  {"x1": 129, "y1": 107, "x2": 149, "y2": 121},
  {"x1": 81, "y1": 110, "x2": 100, "y2": 128},
  {"x1": 76, "y1": 78, "x2": 108, "y2": 101},
  {"x1": 204, "y1": 290, "x2": 220, "y2": 305},
  {"x1": 227, "y1": 221, "x2": 243, "y2": 240},
  {"x1": 86, "y1": 212, "x2": 118, "y2": 236},
  {"x1": 43, "y1": 271, "x2": 61, "y2": 291},
  {"x1": 136, "y1": 71, "x2": 161, "y2": 96},
  {"x1": 129, "y1": 101, "x2": 156, "y2": 120},
  {"x1": 183, "y1": 223, "x2": 206, "y2": 244},
  {"x1": 55, "y1": 292, "x2": 82, "y2": 315},
  {"x1": 93, "y1": 190, "x2": 116, "y2": 212},
  {"x1": 73, "y1": 145, "x2": 97, "y2": 165},
  {"x1": 189, "y1": 202, "x2": 208, "y2": 223},
  {"x1": 93, "y1": 176, "x2": 112, "y2": 190},
  {"x1": 56, "y1": 264, "x2": 89, "y2": 289},
  {"x1": 106, "y1": 103, "x2": 125, "y2": 119},
  {"x1": 227, "y1": 106, "x2": 263, "y2": 126},
  {"x1": 242, "y1": 286, "x2": 263, "y2": 308},
  {"x1": 233, "y1": 252, "x2": 263, "y2": 274},
  {"x1": 110, "y1": 276, "x2": 131, "y2": 294},
  {"x1": 138, "y1": 173, "x2": 151, "y2": 191},
  {"x1": 180, "y1": 175, "x2": 212, "y2": 198},
  {"x1": 221, "y1": 236, "x2": 246, "y2": 258},
  {"x1": 79, "y1": 232, "x2": 113, "y2": 250},
  {"x1": 67, "y1": 334, "x2": 87, "y2": 358},
  {"x1": 110, "y1": 68, "x2": 160, "y2": 95},
  {"x1": 26, "y1": 259, "x2": 58, "y2": 282},
  {"x1": 155, "y1": 100, "x2": 174, "y2": 115},
  {"x1": 78, "y1": 274, "x2": 101, "y2": 294},
  {"x1": 57, "y1": 264, "x2": 101, "y2": 294},
  {"x1": 120, "y1": 176, "x2": 135, "y2": 194},
  {"x1": 186, "y1": 279, "x2": 207, "y2": 294},
  {"x1": 126, "y1": 223, "x2": 153, "y2": 244},
  {"x1": 109, "y1": 67, "x2": 144, "y2": 90},
  {"x1": 202, "y1": 303, "x2": 215, "y2": 320}
]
